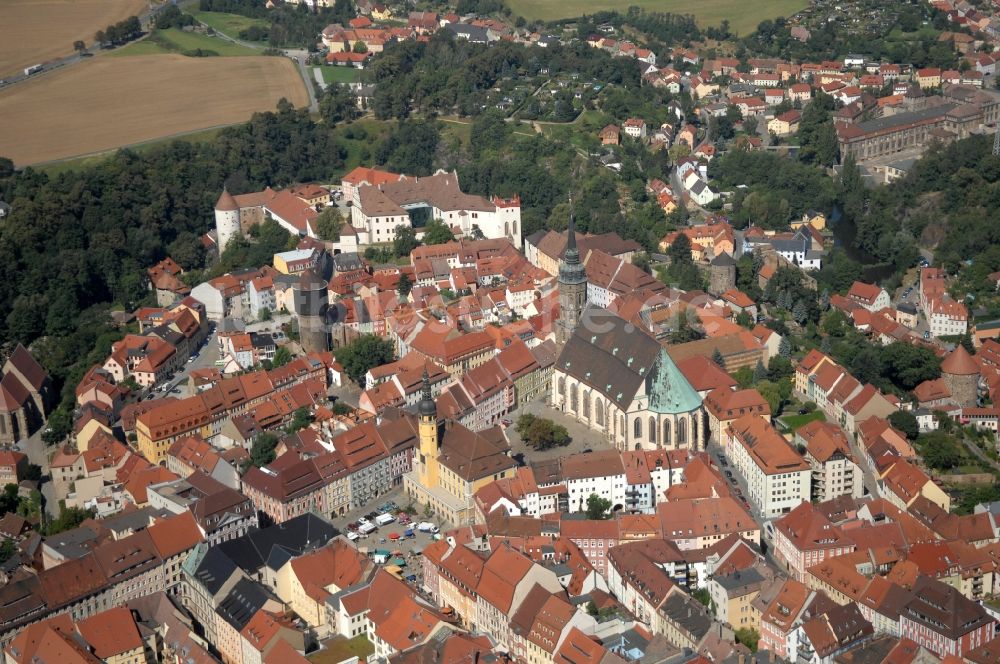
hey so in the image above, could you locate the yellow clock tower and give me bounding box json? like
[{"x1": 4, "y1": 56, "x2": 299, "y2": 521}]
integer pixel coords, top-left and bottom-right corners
[{"x1": 417, "y1": 371, "x2": 440, "y2": 488}]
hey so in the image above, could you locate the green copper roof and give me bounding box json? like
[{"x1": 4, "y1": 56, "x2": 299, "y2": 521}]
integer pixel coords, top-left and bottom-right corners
[{"x1": 647, "y1": 348, "x2": 703, "y2": 414}]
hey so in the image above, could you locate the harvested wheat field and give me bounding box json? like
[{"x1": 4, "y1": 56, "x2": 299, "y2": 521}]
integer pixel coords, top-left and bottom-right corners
[
  {"x1": 0, "y1": 55, "x2": 309, "y2": 166},
  {"x1": 0, "y1": 0, "x2": 148, "y2": 75}
]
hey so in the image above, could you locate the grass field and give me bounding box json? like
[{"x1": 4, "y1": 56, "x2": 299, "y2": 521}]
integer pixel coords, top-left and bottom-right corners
[
  {"x1": 0, "y1": 55, "x2": 308, "y2": 166},
  {"x1": 193, "y1": 11, "x2": 270, "y2": 42},
  {"x1": 111, "y1": 28, "x2": 259, "y2": 57},
  {"x1": 779, "y1": 411, "x2": 826, "y2": 431},
  {"x1": 309, "y1": 636, "x2": 374, "y2": 664},
  {"x1": 315, "y1": 66, "x2": 362, "y2": 84},
  {"x1": 0, "y1": 0, "x2": 147, "y2": 75},
  {"x1": 504, "y1": 0, "x2": 808, "y2": 35}
]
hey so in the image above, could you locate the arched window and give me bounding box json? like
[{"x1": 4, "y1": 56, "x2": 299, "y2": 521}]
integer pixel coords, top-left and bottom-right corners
[
  {"x1": 595, "y1": 400, "x2": 605, "y2": 427},
  {"x1": 649, "y1": 417, "x2": 657, "y2": 444},
  {"x1": 504, "y1": 222, "x2": 510, "y2": 236},
  {"x1": 677, "y1": 416, "x2": 687, "y2": 444},
  {"x1": 663, "y1": 420, "x2": 672, "y2": 446},
  {"x1": 619, "y1": 415, "x2": 625, "y2": 437},
  {"x1": 570, "y1": 384, "x2": 578, "y2": 413},
  {"x1": 633, "y1": 418, "x2": 642, "y2": 439},
  {"x1": 582, "y1": 390, "x2": 591, "y2": 418},
  {"x1": 558, "y1": 376, "x2": 566, "y2": 396}
]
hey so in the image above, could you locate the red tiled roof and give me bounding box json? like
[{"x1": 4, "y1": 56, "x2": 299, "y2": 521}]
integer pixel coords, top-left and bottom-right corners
[{"x1": 75, "y1": 606, "x2": 142, "y2": 659}]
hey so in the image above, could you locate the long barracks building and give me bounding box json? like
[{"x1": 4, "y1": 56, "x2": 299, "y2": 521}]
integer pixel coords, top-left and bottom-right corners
[{"x1": 836, "y1": 84, "x2": 1000, "y2": 161}]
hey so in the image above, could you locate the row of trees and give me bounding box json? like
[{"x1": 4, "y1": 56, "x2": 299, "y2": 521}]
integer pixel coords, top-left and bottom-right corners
[
  {"x1": 96, "y1": 16, "x2": 142, "y2": 46},
  {"x1": 198, "y1": 0, "x2": 356, "y2": 47}
]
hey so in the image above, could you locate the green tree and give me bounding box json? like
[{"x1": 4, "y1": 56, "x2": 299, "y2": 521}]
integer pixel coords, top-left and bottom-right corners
[
  {"x1": 0, "y1": 485, "x2": 19, "y2": 515},
  {"x1": 353, "y1": 40, "x2": 368, "y2": 53},
  {"x1": 315, "y1": 207, "x2": 344, "y2": 241},
  {"x1": 44, "y1": 504, "x2": 94, "y2": 536},
  {"x1": 515, "y1": 413, "x2": 536, "y2": 436},
  {"x1": 74, "y1": 40, "x2": 86, "y2": 53},
  {"x1": 319, "y1": 84, "x2": 360, "y2": 125},
  {"x1": 753, "y1": 360, "x2": 768, "y2": 384},
  {"x1": 889, "y1": 410, "x2": 920, "y2": 440},
  {"x1": 755, "y1": 380, "x2": 784, "y2": 415},
  {"x1": 735, "y1": 628, "x2": 760, "y2": 653},
  {"x1": 397, "y1": 272, "x2": 413, "y2": 298},
  {"x1": 335, "y1": 335, "x2": 396, "y2": 384},
  {"x1": 393, "y1": 226, "x2": 420, "y2": 257},
  {"x1": 422, "y1": 219, "x2": 455, "y2": 245},
  {"x1": 921, "y1": 433, "x2": 962, "y2": 470},
  {"x1": 778, "y1": 337, "x2": 792, "y2": 358},
  {"x1": 585, "y1": 493, "x2": 612, "y2": 520},
  {"x1": 522, "y1": 417, "x2": 570, "y2": 450},
  {"x1": 271, "y1": 345, "x2": 293, "y2": 368},
  {"x1": 667, "y1": 233, "x2": 693, "y2": 267},
  {"x1": 733, "y1": 366, "x2": 755, "y2": 388},
  {"x1": 42, "y1": 406, "x2": 72, "y2": 446},
  {"x1": 670, "y1": 315, "x2": 703, "y2": 344},
  {"x1": 0, "y1": 539, "x2": 15, "y2": 564},
  {"x1": 692, "y1": 587, "x2": 713, "y2": 609},
  {"x1": 260, "y1": 308, "x2": 272, "y2": 322},
  {"x1": 712, "y1": 348, "x2": 725, "y2": 368},
  {"x1": 285, "y1": 407, "x2": 314, "y2": 433},
  {"x1": 470, "y1": 110, "x2": 513, "y2": 157},
  {"x1": 250, "y1": 432, "x2": 280, "y2": 468},
  {"x1": 881, "y1": 342, "x2": 941, "y2": 392}
]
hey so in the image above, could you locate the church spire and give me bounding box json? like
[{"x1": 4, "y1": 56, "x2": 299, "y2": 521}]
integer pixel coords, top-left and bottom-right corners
[
  {"x1": 418, "y1": 369, "x2": 436, "y2": 417},
  {"x1": 558, "y1": 197, "x2": 586, "y2": 286},
  {"x1": 556, "y1": 194, "x2": 588, "y2": 345}
]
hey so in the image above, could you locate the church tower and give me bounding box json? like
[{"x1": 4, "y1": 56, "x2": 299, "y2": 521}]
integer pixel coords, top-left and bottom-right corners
[
  {"x1": 556, "y1": 210, "x2": 588, "y2": 345},
  {"x1": 417, "y1": 371, "x2": 440, "y2": 488}
]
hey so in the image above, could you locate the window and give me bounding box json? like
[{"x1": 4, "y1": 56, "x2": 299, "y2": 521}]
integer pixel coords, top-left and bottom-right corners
[
  {"x1": 649, "y1": 417, "x2": 657, "y2": 444},
  {"x1": 663, "y1": 419, "x2": 671, "y2": 445},
  {"x1": 677, "y1": 416, "x2": 687, "y2": 444},
  {"x1": 634, "y1": 418, "x2": 642, "y2": 439}
]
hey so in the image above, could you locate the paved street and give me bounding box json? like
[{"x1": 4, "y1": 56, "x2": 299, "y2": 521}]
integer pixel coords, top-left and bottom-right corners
[{"x1": 143, "y1": 329, "x2": 219, "y2": 402}]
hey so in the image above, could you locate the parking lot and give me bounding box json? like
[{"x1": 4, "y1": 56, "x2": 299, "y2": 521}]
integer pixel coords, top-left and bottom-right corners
[{"x1": 328, "y1": 486, "x2": 442, "y2": 591}]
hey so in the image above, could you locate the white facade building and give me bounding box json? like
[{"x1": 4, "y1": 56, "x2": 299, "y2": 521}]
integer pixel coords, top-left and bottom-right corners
[{"x1": 351, "y1": 170, "x2": 522, "y2": 247}]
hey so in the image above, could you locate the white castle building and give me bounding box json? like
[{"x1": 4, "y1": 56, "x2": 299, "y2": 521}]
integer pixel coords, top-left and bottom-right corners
[
  {"x1": 214, "y1": 187, "x2": 320, "y2": 251},
  {"x1": 349, "y1": 169, "x2": 522, "y2": 247}
]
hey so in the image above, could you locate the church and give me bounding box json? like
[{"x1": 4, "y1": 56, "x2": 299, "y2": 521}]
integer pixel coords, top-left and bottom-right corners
[
  {"x1": 404, "y1": 374, "x2": 518, "y2": 526},
  {"x1": 550, "y1": 215, "x2": 705, "y2": 451}
]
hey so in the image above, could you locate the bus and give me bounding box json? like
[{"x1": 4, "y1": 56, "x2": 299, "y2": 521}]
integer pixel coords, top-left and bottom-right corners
[{"x1": 23, "y1": 64, "x2": 43, "y2": 76}]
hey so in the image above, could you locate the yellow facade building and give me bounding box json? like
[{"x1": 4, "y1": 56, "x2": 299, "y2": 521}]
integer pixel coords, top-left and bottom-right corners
[{"x1": 404, "y1": 374, "x2": 517, "y2": 526}]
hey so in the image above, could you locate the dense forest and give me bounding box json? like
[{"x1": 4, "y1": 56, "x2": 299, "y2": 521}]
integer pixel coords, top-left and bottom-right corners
[
  {"x1": 846, "y1": 135, "x2": 1000, "y2": 308},
  {"x1": 0, "y1": 102, "x2": 346, "y2": 428}
]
